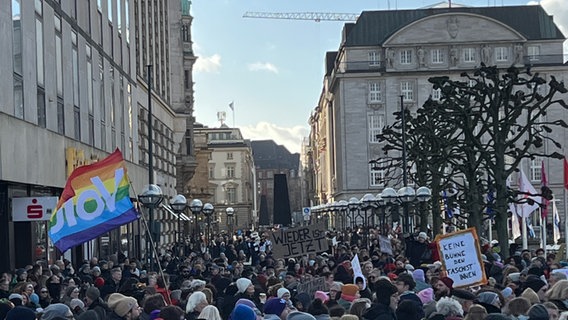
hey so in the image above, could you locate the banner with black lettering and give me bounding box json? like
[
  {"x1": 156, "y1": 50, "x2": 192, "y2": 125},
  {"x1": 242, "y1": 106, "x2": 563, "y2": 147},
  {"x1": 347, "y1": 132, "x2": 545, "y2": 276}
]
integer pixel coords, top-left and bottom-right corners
[
  {"x1": 436, "y1": 227, "x2": 487, "y2": 288},
  {"x1": 269, "y1": 223, "x2": 329, "y2": 259}
]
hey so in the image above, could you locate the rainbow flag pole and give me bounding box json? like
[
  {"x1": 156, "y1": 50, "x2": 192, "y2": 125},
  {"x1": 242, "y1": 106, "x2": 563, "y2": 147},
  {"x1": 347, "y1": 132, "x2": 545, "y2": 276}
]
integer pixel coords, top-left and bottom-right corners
[{"x1": 49, "y1": 149, "x2": 138, "y2": 252}]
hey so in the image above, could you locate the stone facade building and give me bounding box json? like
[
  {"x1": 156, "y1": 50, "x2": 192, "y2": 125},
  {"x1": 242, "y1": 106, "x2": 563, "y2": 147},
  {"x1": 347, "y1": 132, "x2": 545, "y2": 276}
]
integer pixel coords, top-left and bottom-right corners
[{"x1": 307, "y1": 5, "x2": 568, "y2": 232}]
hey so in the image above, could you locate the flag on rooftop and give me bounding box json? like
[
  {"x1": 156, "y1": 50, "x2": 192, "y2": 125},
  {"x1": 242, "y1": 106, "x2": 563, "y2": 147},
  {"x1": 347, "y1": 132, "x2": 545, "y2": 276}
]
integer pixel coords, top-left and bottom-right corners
[{"x1": 48, "y1": 149, "x2": 138, "y2": 252}]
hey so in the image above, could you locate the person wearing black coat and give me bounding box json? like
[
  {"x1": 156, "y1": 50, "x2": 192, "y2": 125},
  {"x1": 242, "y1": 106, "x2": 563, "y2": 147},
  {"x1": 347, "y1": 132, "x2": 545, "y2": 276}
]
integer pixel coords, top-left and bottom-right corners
[{"x1": 363, "y1": 279, "x2": 399, "y2": 320}]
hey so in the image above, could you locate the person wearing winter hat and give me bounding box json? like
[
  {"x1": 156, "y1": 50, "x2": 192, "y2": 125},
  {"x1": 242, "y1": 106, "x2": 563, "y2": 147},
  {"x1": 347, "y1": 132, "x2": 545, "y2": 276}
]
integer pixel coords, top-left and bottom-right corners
[
  {"x1": 337, "y1": 284, "x2": 360, "y2": 310},
  {"x1": 395, "y1": 273, "x2": 424, "y2": 320},
  {"x1": 435, "y1": 277, "x2": 454, "y2": 300},
  {"x1": 527, "y1": 304, "x2": 550, "y2": 320},
  {"x1": 524, "y1": 276, "x2": 547, "y2": 302},
  {"x1": 84, "y1": 287, "x2": 109, "y2": 320},
  {"x1": 361, "y1": 279, "x2": 398, "y2": 320},
  {"x1": 231, "y1": 299, "x2": 263, "y2": 320},
  {"x1": 314, "y1": 290, "x2": 330, "y2": 304},
  {"x1": 70, "y1": 298, "x2": 86, "y2": 315},
  {"x1": 521, "y1": 288, "x2": 541, "y2": 305},
  {"x1": 198, "y1": 305, "x2": 223, "y2": 320},
  {"x1": 287, "y1": 311, "x2": 317, "y2": 320},
  {"x1": 107, "y1": 293, "x2": 141, "y2": 319},
  {"x1": 236, "y1": 278, "x2": 254, "y2": 295},
  {"x1": 278, "y1": 288, "x2": 291, "y2": 300},
  {"x1": 477, "y1": 291, "x2": 502, "y2": 314},
  {"x1": 231, "y1": 304, "x2": 258, "y2": 320},
  {"x1": 412, "y1": 269, "x2": 431, "y2": 292},
  {"x1": 5, "y1": 306, "x2": 36, "y2": 320},
  {"x1": 329, "y1": 282, "x2": 342, "y2": 302},
  {"x1": 418, "y1": 288, "x2": 434, "y2": 304},
  {"x1": 8, "y1": 293, "x2": 23, "y2": 306},
  {"x1": 42, "y1": 303, "x2": 75, "y2": 320},
  {"x1": 186, "y1": 291, "x2": 209, "y2": 319},
  {"x1": 264, "y1": 297, "x2": 292, "y2": 320},
  {"x1": 452, "y1": 289, "x2": 477, "y2": 314}
]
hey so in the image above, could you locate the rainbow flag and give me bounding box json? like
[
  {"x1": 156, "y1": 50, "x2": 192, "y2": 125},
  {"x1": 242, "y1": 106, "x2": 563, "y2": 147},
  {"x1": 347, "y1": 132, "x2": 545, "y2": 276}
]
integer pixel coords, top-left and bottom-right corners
[{"x1": 49, "y1": 149, "x2": 138, "y2": 252}]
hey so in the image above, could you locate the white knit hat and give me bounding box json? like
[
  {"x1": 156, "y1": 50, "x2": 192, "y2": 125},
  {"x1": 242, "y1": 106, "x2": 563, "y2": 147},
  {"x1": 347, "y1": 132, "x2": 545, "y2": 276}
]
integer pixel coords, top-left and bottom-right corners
[
  {"x1": 277, "y1": 288, "x2": 290, "y2": 298},
  {"x1": 236, "y1": 278, "x2": 252, "y2": 294}
]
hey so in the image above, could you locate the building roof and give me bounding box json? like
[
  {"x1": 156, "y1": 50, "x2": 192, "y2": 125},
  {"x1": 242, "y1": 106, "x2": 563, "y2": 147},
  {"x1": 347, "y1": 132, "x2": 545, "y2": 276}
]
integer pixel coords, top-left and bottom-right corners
[
  {"x1": 343, "y1": 5, "x2": 565, "y2": 47},
  {"x1": 251, "y1": 140, "x2": 300, "y2": 170}
]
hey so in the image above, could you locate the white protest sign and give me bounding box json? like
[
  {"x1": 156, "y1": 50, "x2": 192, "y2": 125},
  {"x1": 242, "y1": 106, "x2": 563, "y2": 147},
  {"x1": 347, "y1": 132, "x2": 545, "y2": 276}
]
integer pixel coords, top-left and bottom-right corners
[
  {"x1": 351, "y1": 254, "x2": 367, "y2": 289},
  {"x1": 379, "y1": 236, "x2": 393, "y2": 255},
  {"x1": 437, "y1": 228, "x2": 487, "y2": 288}
]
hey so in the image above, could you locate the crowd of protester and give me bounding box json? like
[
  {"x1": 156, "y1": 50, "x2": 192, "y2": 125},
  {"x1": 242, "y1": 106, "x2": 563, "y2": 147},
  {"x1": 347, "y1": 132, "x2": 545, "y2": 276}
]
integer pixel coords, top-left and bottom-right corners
[{"x1": 0, "y1": 227, "x2": 567, "y2": 320}]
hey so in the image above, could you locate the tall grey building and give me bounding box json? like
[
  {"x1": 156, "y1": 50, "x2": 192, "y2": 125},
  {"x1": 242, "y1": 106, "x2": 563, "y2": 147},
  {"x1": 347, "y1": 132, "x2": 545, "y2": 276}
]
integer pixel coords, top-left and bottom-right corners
[{"x1": 0, "y1": 0, "x2": 196, "y2": 271}]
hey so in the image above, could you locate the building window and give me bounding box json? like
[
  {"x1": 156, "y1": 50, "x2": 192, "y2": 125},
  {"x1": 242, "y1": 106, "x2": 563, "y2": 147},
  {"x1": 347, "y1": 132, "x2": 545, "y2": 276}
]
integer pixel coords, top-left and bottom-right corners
[
  {"x1": 432, "y1": 88, "x2": 442, "y2": 101},
  {"x1": 368, "y1": 82, "x2": 382, "y2": 103},
  {"x1": 528, "y1": 46, "x2": 540, "y2": 61},
  {"x1": 55, "y1": 15, "x2": 63, "y2": 97},
  {"x1": 401, "y1": 81, "x2": 414, "y2": 102},
  {"x1": 227, "y1": 187, "x2": 236, "y2": 204},
  {"x1": 495, "y1": 47, "x2": 508, "y2": 62},
  {"x1": 226, "y1": 165, "x2": 235, "y2": 178},
  {"x1": 463, "y1": 48, "x2": 475, "y2": 63},
  {"x1": 431, "y1": 49, "x2": 444, "y2": 64},
  {"x1": 369, "y1": 51, "x2": 380, "y2": 66},
  {"x1": 72, "y1": 31, "x2": 79, "y2": 108},
  {"x1": 400, "y1": 49, "x2": 412, "y2": 64},
  {"x1": 227, "y1": 152, "x2": 233, "y2": 160},
  {"x1": 370, "y1": 164, "x2": 384, "y2": 187},
  {"x1": 209, "y1": 165, "x2": 215, "y2": 179},
  {"x1": 35, "y1": 18, "x2": 44, "y2": 87},
  {"x1": 13, "y1": 0, "x2": 24, "y2": 119},
  {"x1": 368, "y1": 113, "x2": 384, "y2": 143},
  {"x1": 107, "y1": 0, "x2": 112, "y2": 22},
  {"x1": 57, "y1": 98, "x2": 65, "y2": 134},
  {"x1": 530, "y1": 157, "x2": 541, "y2": 182},
  {"x1": 74, "y1": 106, "x2": 81, "y2": 140},
  {"x1": 37, "y1": 89, "x2": 46, "y2": 128}
]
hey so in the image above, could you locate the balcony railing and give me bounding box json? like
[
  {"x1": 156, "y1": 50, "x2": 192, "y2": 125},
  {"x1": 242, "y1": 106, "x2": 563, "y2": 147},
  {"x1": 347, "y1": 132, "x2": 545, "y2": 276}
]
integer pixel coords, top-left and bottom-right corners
[{"x1": 523, "y1": 54, "x2": 568, "y2": 67}]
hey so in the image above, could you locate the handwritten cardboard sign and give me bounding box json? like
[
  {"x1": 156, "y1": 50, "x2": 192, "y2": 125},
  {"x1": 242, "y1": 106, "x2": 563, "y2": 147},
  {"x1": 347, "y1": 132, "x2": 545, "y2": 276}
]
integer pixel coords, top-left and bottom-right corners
[
  {"x1": 379, "y1": 236, "x2": 393, "y2": 255},
  {"x1": 297, "y1": 277, "x2": 327, "y2": 297},
  {"x1": 436, "y1": 228, "x2": 487, "y2": 288},
  {"x1": 269, "y1": 223, "x2": 329, "y2": 259}
]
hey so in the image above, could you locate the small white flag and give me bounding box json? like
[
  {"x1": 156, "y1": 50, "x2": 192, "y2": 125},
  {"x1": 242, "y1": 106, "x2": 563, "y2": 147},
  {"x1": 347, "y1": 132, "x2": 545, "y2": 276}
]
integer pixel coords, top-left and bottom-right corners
[{"x1": 553, "y1": 200, "x2": 561, "y2": 244}]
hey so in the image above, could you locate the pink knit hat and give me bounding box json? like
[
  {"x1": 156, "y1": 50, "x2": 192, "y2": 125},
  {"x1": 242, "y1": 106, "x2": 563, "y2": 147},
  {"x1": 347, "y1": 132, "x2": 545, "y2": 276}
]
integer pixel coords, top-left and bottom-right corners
[
  {"x1": 417, "y1": 288, "x2": 434, "y2": 304},
  {"x1": 314, "y1": 291, "x2": 329, "y2": 303}
]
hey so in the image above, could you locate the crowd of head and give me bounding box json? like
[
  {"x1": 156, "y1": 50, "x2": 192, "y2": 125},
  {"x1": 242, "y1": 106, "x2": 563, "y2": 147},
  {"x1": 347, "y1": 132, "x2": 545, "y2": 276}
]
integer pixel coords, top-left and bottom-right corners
[{"x1": 0, "y1": 229, "x2": 566, "y2": 320}]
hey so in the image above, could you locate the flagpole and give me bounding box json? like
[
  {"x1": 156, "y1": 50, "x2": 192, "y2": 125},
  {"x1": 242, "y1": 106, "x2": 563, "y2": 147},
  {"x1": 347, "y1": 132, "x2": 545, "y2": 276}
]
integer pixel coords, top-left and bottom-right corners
[
  {"x1": 522, "y1": 216, "x2": 528, "y2": 250},
  {"x1": 565, "y1": 188, "x2": 568, "y2": 259}
]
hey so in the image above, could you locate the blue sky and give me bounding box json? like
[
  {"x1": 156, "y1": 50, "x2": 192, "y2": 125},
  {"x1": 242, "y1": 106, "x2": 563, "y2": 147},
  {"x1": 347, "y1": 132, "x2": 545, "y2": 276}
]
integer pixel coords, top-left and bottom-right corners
[{"x1": 190, "y1": 0, "x2": 567, "y2": 153}]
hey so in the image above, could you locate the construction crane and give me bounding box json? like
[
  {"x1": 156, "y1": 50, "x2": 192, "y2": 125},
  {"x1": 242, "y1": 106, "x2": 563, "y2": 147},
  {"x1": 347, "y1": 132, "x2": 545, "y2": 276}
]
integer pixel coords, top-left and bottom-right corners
[{"x1": 243, "y1": 12, "x2": 359, "y2": 22}]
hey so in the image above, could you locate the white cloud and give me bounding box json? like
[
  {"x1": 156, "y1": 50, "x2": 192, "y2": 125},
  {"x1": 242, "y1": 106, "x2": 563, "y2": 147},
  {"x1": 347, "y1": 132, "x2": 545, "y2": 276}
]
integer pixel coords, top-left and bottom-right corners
[
  {"x1": 194, "y1": 54, "x2": 222, "y2": 73},
  {"x1": 247, "y1": 62, "x2": 279, "y2": 74},
  {"x1": 240, "y1": 122, "x2": 308, "y2": 154}
]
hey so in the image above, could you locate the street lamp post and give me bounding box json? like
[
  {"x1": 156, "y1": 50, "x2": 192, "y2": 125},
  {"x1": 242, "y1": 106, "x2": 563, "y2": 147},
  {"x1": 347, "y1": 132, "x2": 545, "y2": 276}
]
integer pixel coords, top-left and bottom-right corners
[
  {"x1": 202, "y1": 203, "x2": 214, "y2": 248},
  {"x1": 226, "y1": 207, "x2": 234, "y2": 235},
  {"x1": 138, "y1": 184, "x2": 163, "y2": 271},
  {"x1": 361, "y1": 193, "x2": 377, "y2": 249},
  {"x1": 171, "y1": 195, "x2": 188, "y2": 251},
  {"x1": 337, "y1": 200, "x2": 348, "y2": 230},
  {"x1": 189, "y1": 199, "x2": 203, "y2": 245},
  {"x1": 348, "y1": 197, "x2": 361, "y2": 230}
]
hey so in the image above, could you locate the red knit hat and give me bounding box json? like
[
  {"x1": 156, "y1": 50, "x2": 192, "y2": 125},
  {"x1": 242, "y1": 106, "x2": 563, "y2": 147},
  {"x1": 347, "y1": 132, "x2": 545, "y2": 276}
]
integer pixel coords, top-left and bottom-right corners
[
  {"x1": 94, "y1": 277, "x2": 105, "y2": 288},
  {"x1": 439, "y1": 277, "x2": 454, "y2": 290}
]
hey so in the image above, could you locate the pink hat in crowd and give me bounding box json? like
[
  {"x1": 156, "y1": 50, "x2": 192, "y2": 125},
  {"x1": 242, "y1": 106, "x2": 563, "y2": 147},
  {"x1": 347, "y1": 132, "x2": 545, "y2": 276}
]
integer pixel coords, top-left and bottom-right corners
[
  {"x1": 418, "y1": 288, "x2": 434, "y2": 304},
  {"x1": 314, "y1": 291, "x2": 329, "y2": 303}
]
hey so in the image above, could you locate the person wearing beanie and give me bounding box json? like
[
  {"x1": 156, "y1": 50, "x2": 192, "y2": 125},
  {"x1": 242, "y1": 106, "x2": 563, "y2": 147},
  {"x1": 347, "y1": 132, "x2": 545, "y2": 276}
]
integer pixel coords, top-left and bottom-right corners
[
  {"x1": 186, "y1": 291, "x2": 209, "y2": 320},
  {"x1": 70, "y1": 298, "x2": 86, "y2": 315},
  {"x1": 477, "y1": 291, "x2": 502, "y2": 314},
  {"x1": 85, "y1": 286, "x2": 110, "y2": 319},
  {"x1": 362, "y1": 279, "x2": 398, "y2": 320},
  {"x1": 521, "y1": 288, "x2": 541, "y2": 305},
  {"x1": 287, "y1": 311, "x2": 317, "y2": 320},
  {"x1": 395, "y1": 273, "x2": 424, "y2": 320},
  {"x1": 451, "y1": 289, "x2": 477, "y2": 314},
  {"x1": 231, "y1": 304, "x2": 257, "y2": 320},
  {"x1": 264, "y1": 297, "x2": 292, "y2": 320},
  {"x1": 524, "y1": 276, "x2": 547, "y2": 302},
  {"x1": 527, "y1": 304, "x2": 550, "y2": 320},
  {"x1": 337, "y1": 284, "x2": 360, "y2": 310},
  {"x1": 405, "y1": 231, "x2": 431, "y2": 267},
  {"x1": 107, "y1": 293, "x2": 141, "y2": 319},
  {"x1": 278, "y1": 288, "x2": 291, "y2": 300},
  {"x1": 42, "y1": 303, "x2": 75, "y2": 320},
  {"x1": 329, "y1": 282, "x2": 342, "y2": 302},
  {"x1": 230, "y1": 299, "x2": 263, "y2": 320},
  {"x1": 435, "y1": 277, "x2": 454, "y2": 300},
  {"x1": 314, "y1": 290, "x2": 330, "y2": 304},
  {"x1": 236, "y1": 278, "x2": 254, "y2": 295},
  {"x1": 5, "y1": 306, "x2": 36, "y2": 320},
  {"x1": 418, "y1": 288, "x2": 434, "y2": 304},
  {"x1": 412, "y1": 269, "x2": 431, "y2": 292}
]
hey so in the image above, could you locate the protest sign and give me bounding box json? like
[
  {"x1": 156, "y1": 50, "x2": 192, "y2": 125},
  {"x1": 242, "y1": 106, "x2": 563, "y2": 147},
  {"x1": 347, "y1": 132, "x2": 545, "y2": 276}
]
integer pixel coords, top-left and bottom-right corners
[
  {"x1": 379, "y1": 236, "x2": 393, "y2": 255},
  {"x1": 297, "y1": 277, "x2": 327, "y2": 297},
  {"x1": 269, "y1": 223, "x2": 329, "y2": 259},
  {"x1": 351, "y1": 254, "x2": 367, "y2": 289},
  {"x1": 436, "y1": 228, "x2": 487, "y2": 288}
]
